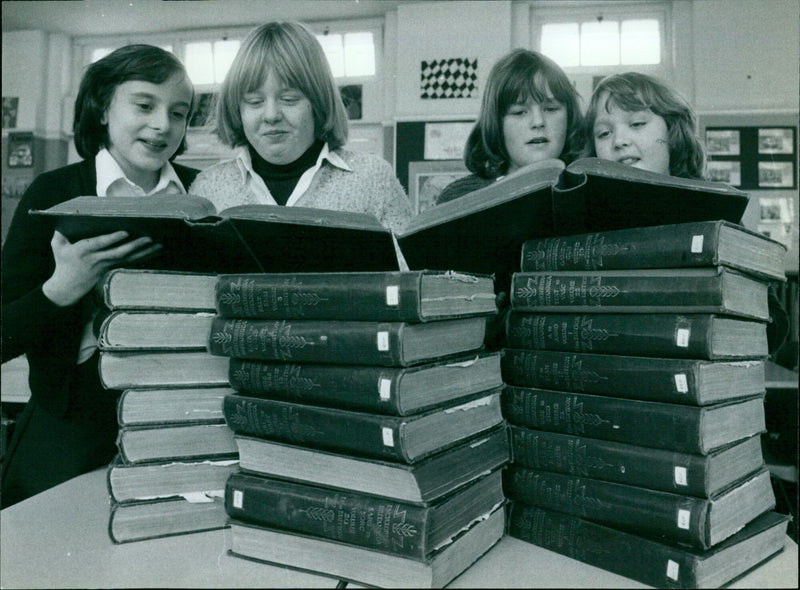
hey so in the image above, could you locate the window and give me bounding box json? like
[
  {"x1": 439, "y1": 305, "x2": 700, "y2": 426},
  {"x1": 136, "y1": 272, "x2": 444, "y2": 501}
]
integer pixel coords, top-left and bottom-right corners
[
  {"x1": 184, "y1": 39, "x2": 241, "y2": 85},
  {"x1": 316, "y1": 31, "x2": 376, "y2": 78}
]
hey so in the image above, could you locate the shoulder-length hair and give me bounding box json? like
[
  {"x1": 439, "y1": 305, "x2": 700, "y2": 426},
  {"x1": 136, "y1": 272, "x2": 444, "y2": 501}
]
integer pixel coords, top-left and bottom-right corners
[
  {"x1": 215, "y1": 21, "x2": 348, "y2": 151},
  {"x1": 73, "y1": 44, "x2": 192, "y2": 160},
  {"x1": 584, "y1": 72, "x2": 706, "y2": 179},
  {"x1": 465, "y1": 49, "x2": 584, "y2": 178}
]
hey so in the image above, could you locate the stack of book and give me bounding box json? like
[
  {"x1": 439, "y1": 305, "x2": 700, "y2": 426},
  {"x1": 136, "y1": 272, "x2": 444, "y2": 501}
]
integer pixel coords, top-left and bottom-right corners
[
  {"x1": 97, "y1": 269, "x2": 239, "y2": 543},
  {"x1": 207, "y1": 270, "x2": 510, "y2": 587},
  {"x1": 498, "y1": 220, "x2": 791, "y2": 588}
]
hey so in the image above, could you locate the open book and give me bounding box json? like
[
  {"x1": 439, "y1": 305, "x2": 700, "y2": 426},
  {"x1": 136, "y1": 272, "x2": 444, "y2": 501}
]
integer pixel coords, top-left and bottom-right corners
[{"x1": 32, "y1": 158, "x2": 749, "y2": 276}]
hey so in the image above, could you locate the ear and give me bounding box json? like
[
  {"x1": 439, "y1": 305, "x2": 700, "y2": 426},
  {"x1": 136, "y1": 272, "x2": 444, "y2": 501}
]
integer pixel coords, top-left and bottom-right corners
[{"x1": 100, "y1": 111, "x2": 108, "y2": 125}]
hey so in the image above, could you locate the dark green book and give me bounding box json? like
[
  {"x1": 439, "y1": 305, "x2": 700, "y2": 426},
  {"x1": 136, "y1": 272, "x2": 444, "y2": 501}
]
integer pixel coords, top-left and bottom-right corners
[
  {"x1": 504, "y1": 312, "x2": 768, "y2": 360},
  {"x1": 500, "y1": 349, "x2": 765, "y2": 405},
  {"x1": 508, "y1": 504, "x2": 789, "y2": 589},
  {"x1": 502, "y1": 386, "x2": 766, "y2": 454}
]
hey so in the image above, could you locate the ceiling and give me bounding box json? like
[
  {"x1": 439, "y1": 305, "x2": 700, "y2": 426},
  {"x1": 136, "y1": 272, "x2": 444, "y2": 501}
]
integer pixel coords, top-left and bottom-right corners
[{"x1": 1, "y1": 0, "x2": 407, "y2": 37}]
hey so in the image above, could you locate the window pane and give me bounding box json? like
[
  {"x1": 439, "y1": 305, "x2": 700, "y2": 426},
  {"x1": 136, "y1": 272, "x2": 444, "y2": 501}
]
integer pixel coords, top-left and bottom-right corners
[
  {"x1": 541, "y1": 23, "x2": 580, "y2": 67},
  {"x1": 213, "y1": 39, "x2": 240, "y2": 83},
  {"x1": 316, "y1": 34, "x2": 345, "y2": 78},
  {"x1": 621, "y1": 19, "x2": 660, "y2": 65},
  {"x1": 185, "y1": 41, "x2": 215, "y2": 85},
  {"x1": 581, "y1": 20, "x2": 620, "y2": 66},
  {"x1": 91, "y1": 48, "x2": 115, "y2": 63},
  {"x1": 343, "y1": 32, "x2": 375, "y2": 77}
]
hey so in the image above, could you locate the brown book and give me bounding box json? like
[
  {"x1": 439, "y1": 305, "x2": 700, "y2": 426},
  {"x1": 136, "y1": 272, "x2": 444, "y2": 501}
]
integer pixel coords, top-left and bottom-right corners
[
  {"x1": 98, "y1": 351, "x2": 230, "y2": 390},
  {"x1": 97, "y1": 269, "x2": 218, "y2": 311},
  {"x1": 95, "y1": 310, "x2": 214, "y2": 351},
  {"x1": 117, "y1": 386, "x2": 234, "y2": 427},
  {"x1": 116, "y1": 423, "x2": 237, "y2": 464},
  {"x1": 109, "y1": 495, "x2": 228, "y2": 544}
]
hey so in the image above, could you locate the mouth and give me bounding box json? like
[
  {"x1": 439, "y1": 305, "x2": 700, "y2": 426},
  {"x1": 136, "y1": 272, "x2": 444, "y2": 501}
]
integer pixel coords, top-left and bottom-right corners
[
  {"x1": 139, "y1": 138, "x2": 168, "y2": 151},
  {"x1": 527, "y1": 137, "x2": 549, "y2": 145},
  {"x1": 617, "y1": 156, "x2": 640, "y2": 166}
]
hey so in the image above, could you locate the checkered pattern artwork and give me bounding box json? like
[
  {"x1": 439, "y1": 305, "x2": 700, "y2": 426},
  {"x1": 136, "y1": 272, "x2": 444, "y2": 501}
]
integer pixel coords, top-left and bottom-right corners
[{"x1": 420, "y1": 58, "x2": 478, "y2": 99}]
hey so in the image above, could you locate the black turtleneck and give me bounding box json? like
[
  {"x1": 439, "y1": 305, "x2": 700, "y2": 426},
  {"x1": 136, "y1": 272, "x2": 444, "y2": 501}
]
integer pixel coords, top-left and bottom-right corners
[{"x1": 248, "y1": 140, "x2": 325, "y2": 205}]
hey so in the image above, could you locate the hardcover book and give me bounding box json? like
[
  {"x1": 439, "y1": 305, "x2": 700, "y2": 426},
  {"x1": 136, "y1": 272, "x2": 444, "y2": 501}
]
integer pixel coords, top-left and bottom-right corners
[
  {"x1": 225, "y1": 469, "x2": 504, "y2": 560},
  {"x1": 31, "y1": 195, "x2": 400, "y2": 273},
  {"x1": 97, "y1": 269, "x2": 218, "y2": 311},
  {"x1": 117, "y1": 386, "x2": 234, "y2": 427},
  {"x1": 98, "y1": 351, "x2": 230, "y2": 390},
  {"x1": 208, "y1": 316, "x2": 487, "y2": 367},
  {"x1": 227, "y1": 505, "x2": 505, "y2": 588},
  {"x1": 215, "y1": 270, "x2": 496, "y2": 321},
  {"x1": 502, "y1": 386, "x2": 766, "y2": 454},
  {"x1": 234, "y1": 426, "x2": 510, "y2": 504},
  {"x1": 520, "y1": 220, "x2": 787, "y2": 282},
  {"x1": 508, "y1": 504, "x2": 789, "y2": 589},
  {"x1": 95, "y1": 310, "x2": 214, "y2": 351},
  {"x1": 501, "y1": 349, "x2": 765, "y2": 405},
  {"x1": 228, "y1": 351, "x2": 502, "y2": 416},
  {"x1": 505, "y1": 312, "x2": 769, "y2": 360},
  {"x1": 107, "y1": 455, "x2": 238, "y2": 503},
  {"x1": 116, "y1": 423, "x2": 238, "y2": 464},
  {"x1": 109, "y1": 495, "x2": 228, "y2": 544},
  {"x1": 503, "y1": 466, "x2": 775, "y2": 549},
  {"x1": 223, "y1": 390, "x2": 503, "y2": 463},
  {"x1": 509, "y1": 267, "x2": 769, "y2": 321},
  {"x1": 509, "y1": 425, "x2": 765, "y2": 497}
]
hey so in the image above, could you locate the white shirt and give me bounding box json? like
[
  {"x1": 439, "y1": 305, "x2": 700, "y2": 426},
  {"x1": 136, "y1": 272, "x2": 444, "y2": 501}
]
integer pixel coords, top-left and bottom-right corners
[{"x1": 77, "y1": 149, "x2": 188, "y2": 364}]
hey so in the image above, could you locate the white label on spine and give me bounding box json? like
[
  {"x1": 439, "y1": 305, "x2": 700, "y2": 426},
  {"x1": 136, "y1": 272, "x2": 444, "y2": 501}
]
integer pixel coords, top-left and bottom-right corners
[
  {"x1": 377, "y1": 331, "x2": 389, "y2": 351},
  {"x1": 379, "y1": 378, "x2": 392, "y2": 400},
  {"x1": 386, "y1": 285, "x2": 399, "y2": 306},
  {"x1": 674, "y1": 466, "x2": 688, "y2": 486},
  {"x1": 676, "y1": 328, "x2": 690, "y2": 348},
  {"x1": 691, "y1": 235, "x2": 704, "y2": 253},
  {"x1": 677, "y1": 509, "x2": 691, "y2": 529},
  {"x1": 667, "y1": 560, "x2": 679, "y2": 580},
  {"x1": 232, "y1": 490, "x2": 243, "y2": 509},
  {"x1": 382, "y1": 427, "x2": 394, "y2": 447},
  {"x1": 674, "y1": 373, "x2": 688, "y2": 393}
]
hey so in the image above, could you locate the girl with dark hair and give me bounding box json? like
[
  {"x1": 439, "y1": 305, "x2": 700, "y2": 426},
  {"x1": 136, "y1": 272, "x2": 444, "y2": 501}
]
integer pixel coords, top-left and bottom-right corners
[{"x1": 1, "y1": 44, "x2": 198, "y2": 507}]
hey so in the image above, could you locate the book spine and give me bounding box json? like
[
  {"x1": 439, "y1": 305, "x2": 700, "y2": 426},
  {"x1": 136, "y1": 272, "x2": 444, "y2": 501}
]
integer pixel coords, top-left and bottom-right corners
[
  {"x1": 500, "y1": 349, "x2": 702, "y2": 404},
  {"x1": 503, "y1": 466, "x2": 708, "y2": 548},
  {"x1": 502, "y1": 386, "x2": 704, "y2": 453},
  {"x1": 225, "y1": 473, "x2": 430, "y2": 558},
  {"x1": 222, "y1": 395, "x2": 409, "y2": 461},
  {"x1": 519, "y1": 223, "x2": 719, "y2": 271},
  {"x1": 208, "y1": 317, "x2": 404, "y2": 366},
  {"x1": 228, "y1": 359, "x2": 402, "y2": 414},
  {"x1": 215, "y1": 273, "x2": 422, "y2": 320},
  {"x1": 505, "y1": 312, "x2": 715, "y2": 359},
  {"x1": 507, "y1": 503, "x2": 699, "y2": 587},
  {"x1": 510, "y1": 272, "x2": 724, "y2": 310},
  {"x1": 509, "y1": 426, "x2": 710, "y2": 496}
]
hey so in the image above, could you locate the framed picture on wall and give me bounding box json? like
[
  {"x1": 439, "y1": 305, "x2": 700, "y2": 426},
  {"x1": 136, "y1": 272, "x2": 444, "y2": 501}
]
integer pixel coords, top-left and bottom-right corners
[
  {"x1": 7, "y1": 132, "x2": 34, "y2": 168},
  {"x1": 707, "y1": 161, "x2": 742, "y2": 186},
  {"x1": 705, "y1": 129, "x2": 741, "y2": 156},
  {"x1": 758, "y1": 162, "x2": 795, "y2": 188},
  {"x1": 2, "y1": 96, "x2": 19, "y2": 129},
  {"x1": 758, "y1": 127, "x2": 794, "y2": 154},
  {"x1": 408, "y1": 160, "x2": 469, "y2": 215},
  {"x1": 423, "y1": 121, "x2": 473, "y2": 160}
]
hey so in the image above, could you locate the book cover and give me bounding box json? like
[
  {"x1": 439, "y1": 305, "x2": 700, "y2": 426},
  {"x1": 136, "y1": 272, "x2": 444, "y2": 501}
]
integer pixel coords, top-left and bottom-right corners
[
  {"x1": 215, "y1": 270, "x2": 496, "y2": 321},
  {"x1": 97, "y1": 269, "x2": 218, "y2": 311},
  {"x1": 234, "y1": 426, "x2": 510, "y2": 504},
  {"x1": 502, "y1": 386, "x2": 766, "y2": 454},
  {"x1": 98, "y1": 351, "x2": 230, "y2": 390},
  {"x1": 116, "y1": 423, "x2": 238, "y2": 464},
  {"x1": 208, "y1": 316, "x2": 487, "y2": 367},
  {"x1": 223, "y1": 390, "x2": 503, "y2": 463},
  {"x1": 500, "y1": 349, "x2": 765, "y2": 406},
  {"x1": 507, "y1": 504, "x2": 789, "y2": 589},
  {"x1": 225, "y1": 469, "x2": 504, "y2": 560},
  {"x1": 228, "y1": 351, "x2": 502, "y2": 416},
  {"x1": 95, "y1": 310, "x2": 214, "y2": 351},
  {"x1": 31, "y1": 195, "x2": 400, "y2": 274},
  {"x1": 509, "y1": 426, "x2": 765, "y2": 497},
  {"x1": 108, "y1": 495, "x2": 228, "y2": 544},
  {"x1": 509, "y1": 268, "x2": 769, "y2": 321},
  {"x1": 504, "y1": 312, "x2": 769, "y2": 360},
  {"x1": 117, "y1": 385, "x2": 234, "y2": 427},
  {"x1": 503, "y1": 466, "x2": 775, "y2": 549},
  {"x1": 520, "y1": 220, "x2": 787, "y2": 282}
]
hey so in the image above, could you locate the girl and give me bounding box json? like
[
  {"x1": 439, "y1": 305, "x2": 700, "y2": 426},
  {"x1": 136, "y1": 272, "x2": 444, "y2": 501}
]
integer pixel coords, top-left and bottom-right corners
[
  {"x1": 1, "y1": 45, "x2": 197, "y2": 507},
  {"x1": 584, "y1": 72, "x2": 705, "y2": 179},
  {"x1": 190, "y1": 21, "x2": 412, "y2": 234},
  {"x1": 436, "y1": 49, "x2": 584, "y2": 205}
]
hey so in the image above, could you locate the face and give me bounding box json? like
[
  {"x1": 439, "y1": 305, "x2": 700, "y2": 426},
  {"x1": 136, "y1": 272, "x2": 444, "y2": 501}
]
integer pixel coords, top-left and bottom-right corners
[
  {"x1": 502, "y1": 91, "x2": 568, "y2": 174},
  {"x1": 102, "y1": 74, "x2": 192, "y2": 191},
  {"x1": 592, "y1": 92, "x2": 671, "y2": 176},
  {"x1": 240, "y1": 70, "x2": 317, "y2": 165}
]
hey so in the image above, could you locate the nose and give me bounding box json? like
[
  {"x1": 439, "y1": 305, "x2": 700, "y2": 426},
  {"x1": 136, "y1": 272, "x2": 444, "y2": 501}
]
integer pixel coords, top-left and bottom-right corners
[
  {"x1": 261, "y1": 98, "x2": 282, "y2": 123},
  {"x1": 149, "y1": 106, "x2": 170, "y2": 132},
  {"x1": 529, "y1": 105, "x2": 545, "y2": 129},
  {"x1": 613, "y1": 130, "x2": 631, "y2": 150}
]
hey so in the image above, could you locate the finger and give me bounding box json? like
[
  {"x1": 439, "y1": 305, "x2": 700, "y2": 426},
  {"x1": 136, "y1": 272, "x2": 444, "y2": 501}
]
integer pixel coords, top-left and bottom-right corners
[
  {"x1": 97, "y1": 236, "x2": 156, "y2": 261},
  {"x1": 79, "y1": 231, "x2": 133, "y2": 252},
  {"x1": 124, "y1": 243, "x2": 163, "y2": 263},
  {"x1": 51, "y1": 230, "x2": 71, "y2": 250}
]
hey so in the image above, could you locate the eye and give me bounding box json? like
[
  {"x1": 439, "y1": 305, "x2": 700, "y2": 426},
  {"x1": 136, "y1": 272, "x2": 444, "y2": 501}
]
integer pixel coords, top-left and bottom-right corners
[
  {"x1": 171, "y1": 110, "x2": 188, "y2": 121},
  {"x1": 507, "y1": 107, "x2": 526, "y2": 116},
  {"x1": 630, "y1": 120, "x2": 647, "y2": 128},
  {"x1": 594, "y1": 129, "x2": 611, "y2": 140},
  {"x1": 542, "y1": 102, "x2": 563, "y2": 113},
  {"x1": 136, "y1": 102, "x2": 154, "y2": 112},
  {"x1": 242, "y1": 96, "x2": 263, "y2": 107}
]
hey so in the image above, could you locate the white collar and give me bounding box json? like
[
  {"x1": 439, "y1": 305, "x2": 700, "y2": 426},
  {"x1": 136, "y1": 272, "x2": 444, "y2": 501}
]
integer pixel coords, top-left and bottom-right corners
[
  {"x1": 95, "y1": 148, "x2": 186, "y2": 196},
  {"x1": 234, "y1": 142, "x2": 352, "y2": 183}
]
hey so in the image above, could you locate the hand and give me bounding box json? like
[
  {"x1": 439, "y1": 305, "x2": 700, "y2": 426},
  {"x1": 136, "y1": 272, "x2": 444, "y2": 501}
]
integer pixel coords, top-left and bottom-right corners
[{"x1": 42, "y1": 230, "x2": 162, "y2": 307}]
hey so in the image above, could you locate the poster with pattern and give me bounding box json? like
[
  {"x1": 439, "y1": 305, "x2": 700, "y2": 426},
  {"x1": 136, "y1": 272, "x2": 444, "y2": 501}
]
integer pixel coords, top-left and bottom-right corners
[{"x1": 420, "y1": 58, "x2": 478, "y2": 99}]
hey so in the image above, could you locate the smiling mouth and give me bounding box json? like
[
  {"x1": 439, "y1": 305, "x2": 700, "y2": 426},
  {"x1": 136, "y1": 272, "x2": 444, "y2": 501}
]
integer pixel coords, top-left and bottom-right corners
[
  {"x1": 618, "y1": 156, "x2": 640, "y2": 165},
  {"x1": 527, "y1": 137, "x2": 548, "y2": 145}
]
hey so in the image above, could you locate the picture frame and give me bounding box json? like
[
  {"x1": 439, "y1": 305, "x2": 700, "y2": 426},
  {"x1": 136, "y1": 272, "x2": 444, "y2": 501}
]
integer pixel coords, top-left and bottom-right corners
[
  {"x1": 7, "y1": 132, "x2": 34, "y2": 168},
  {"x1": 705, "y1": 129, "x2": 741, "y2": 156},
  {"x1": 2, "y1": 96, "x2": 19, "y2": 129},
  {"x1": 408, "y1": 160, "x2": 469, "y2": 215},
  {"x1": 423, "y1": 121, "x2": 473, "y2": 160},
  {"x1": 758, "y1": 127, "x2": 794, "y2": 155}
]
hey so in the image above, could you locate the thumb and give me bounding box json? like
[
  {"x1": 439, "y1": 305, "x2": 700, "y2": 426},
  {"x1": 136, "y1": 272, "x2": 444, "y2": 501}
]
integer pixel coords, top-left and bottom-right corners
[{"x1": 51, "y1": 230, "x2": 70, "y2": 248}]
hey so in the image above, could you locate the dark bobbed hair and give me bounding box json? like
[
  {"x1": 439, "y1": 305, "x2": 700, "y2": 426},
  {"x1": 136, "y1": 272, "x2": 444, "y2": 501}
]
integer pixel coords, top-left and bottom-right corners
[
  {"x1": 214, "y1": 21, "x2": 348, "y2": 151},
  {"x1": 464, "y1": 49, "x2": 584, "y2": 179},
  {"x1": 73, "y1": 44, "x2": 193, "y2": 160},
  {"x1": 584, "y1": 72, "x2": 706, "y2": 179}
]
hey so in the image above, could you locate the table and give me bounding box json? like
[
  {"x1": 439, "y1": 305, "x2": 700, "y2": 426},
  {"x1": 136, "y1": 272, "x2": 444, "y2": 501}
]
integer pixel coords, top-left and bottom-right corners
[{"x1": 1, "y1": 468, "x2": 797, "y2": 589}]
